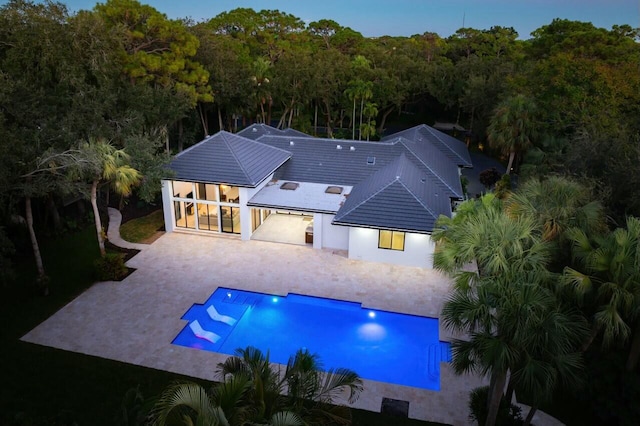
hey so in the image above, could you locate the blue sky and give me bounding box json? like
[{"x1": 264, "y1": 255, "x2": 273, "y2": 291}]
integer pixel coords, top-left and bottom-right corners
[{"x1": 6, "y1": 0, "x2": 639, "y2": 38}]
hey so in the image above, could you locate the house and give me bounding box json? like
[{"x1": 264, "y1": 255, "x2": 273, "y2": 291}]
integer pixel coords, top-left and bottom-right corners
[{"x1": 160, "y1": 124, "x2": 472, "y2": 268}]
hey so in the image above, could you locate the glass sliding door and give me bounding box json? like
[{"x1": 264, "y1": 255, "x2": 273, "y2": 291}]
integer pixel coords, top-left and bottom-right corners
[
  {"x1": 174, "y1": 200, "x2": 195, "y2": 229},
  {"x1": 221, "y1": 206, "x2": 240, "y2": 234},
  {"x1": 197, "y1": 203, "x2": 219, "y2": 231}
]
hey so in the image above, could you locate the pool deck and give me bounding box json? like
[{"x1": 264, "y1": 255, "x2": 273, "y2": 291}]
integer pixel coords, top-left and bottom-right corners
[{"x1": 21, "y1": 224, "x2": 561, "y2": 425}]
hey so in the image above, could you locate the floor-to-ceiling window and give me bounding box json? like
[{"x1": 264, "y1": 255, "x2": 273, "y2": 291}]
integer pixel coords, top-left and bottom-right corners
[{"x1": 171, "y1": 181, "x2": 241, "y2": 234}]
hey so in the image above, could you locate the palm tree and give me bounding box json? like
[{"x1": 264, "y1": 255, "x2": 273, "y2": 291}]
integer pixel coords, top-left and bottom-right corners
[
  {"x1": 283, "y1": 348, "x2": 363, "y2": 424},
  {"x1": 343, "y1": 82, "x2": 359, "y2": 140},
  {"x1": 433, "y1": 194, "x2": 586, "y2": 426},
  {"x1": 82, "y1": 139, "x2": 141, "y2": 256},
  {"x1": 487, "y1": 94, "x2": 538, "y2": 174},
  {"x1": 149, "y1": 381, "x2": 303, "y2": 426},
  {"x1": 361, "y1": 102, "x2": 378, "y2": 141},
  {"x1": 217, "y1": 346, "x2": 362, "y2": 425},
  {"x1": 504, "y1": 176, "x2": 606, "y2": 243},
  {"x1": 357, "y1": 81, "x2": 373, "y2": 140},
  {"x1": 564, "y1": 216, "x2": 640, "y2": 365},
  {"x1": 251, "y1": 57, "x2": 272, "y2": 124}
]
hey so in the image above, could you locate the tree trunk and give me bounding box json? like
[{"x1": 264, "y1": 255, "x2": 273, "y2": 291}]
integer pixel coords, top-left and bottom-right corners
[
  {"x1": 506, "y1": 151, "x2": 516, "y2": 175},
  {"x1": 46, "y1": 193, "x2": 62, "y2": 232},
  {"x1": 91, "y1": 178, "x2": 106, "y2": 257},
  {"x1": 626, "y1": 325, "x2": 640, "y2": 371},
  {"x1": 25, "y1": 196, "x2": 48, "y2": 295},
  {"x1": 177, "y1": 119, "x2": 184, "y2": 152},
  {"x1": 378, "y1": 107, "x2": 394, "y2": 136},
  {"x1": 198, "y1": 103, "x2": 209, "y2": 136},
  {"x1": 485, "y1": 370, "x2": 507, "y2": 426},
  {"x1": 359, "y1": 97, "x2": 365, "y2": 140},
  {"x1": 524, "y1": 404, "x2": 538, "y2": 426},
  {"x1": 581, "y1": 322, "x2": 601, "y2": 352},
  {"x1": 324, "y1": 99, "x2": 333, "y2": 138},
  {"x1": 287, "y1": 107, "x2": 294, "y2": 128},
  {"x1": 314, "y1": 102, "x2": 318, "y2": 136},
  {"x1": 352, "y1": 98, "x2": 356, "y2": 140},
  {"x1": 277, "y1": 109, "x2": 288, "y2": 129},
  {"x1": 217, "y1": 107, "x2": 223, "y2": 133},
  {"x1": 505, "y1": 374, "x2": 515, "y2": 404}
]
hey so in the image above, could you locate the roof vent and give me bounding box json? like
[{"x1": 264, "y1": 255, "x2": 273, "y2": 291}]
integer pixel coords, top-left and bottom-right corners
[
  {"x1": 325, "y1": 186, "x2": 343, "y2": 195},
  {"x1": 252, "y1": 127, "x2": 257, "y2": 132},
  {"x1": 336, "y1": 144, "x2": 342, "y2": 150},
  {"x1": 280, "y1": 182, "x2": 299, "y2": 191},
  {"x1": 350, "y1": 146, "x2": 355, "y2": 151},
  {"x1": 367, "y1": 156, "x2": 376, "y2": 165},
  {"x1": 421, "y1": 177, "x2": 426, "y2": 183},
  {"x1": 289, "y1": 140, "x2": 295, "y2": 146}
]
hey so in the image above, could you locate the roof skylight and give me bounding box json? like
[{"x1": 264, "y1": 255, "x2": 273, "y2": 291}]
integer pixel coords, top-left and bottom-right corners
[
  {"x1": 280, "y1": 182, "x2": 299, "y2": 190},
  {"x1": 325, "y1": 186, "x2": 343, "y2": 194}
]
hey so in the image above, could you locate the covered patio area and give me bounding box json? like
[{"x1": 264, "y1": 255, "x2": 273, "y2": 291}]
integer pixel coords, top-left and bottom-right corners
[{"x1": 250, "y1": 212, "x2": 313, "y2": 246}]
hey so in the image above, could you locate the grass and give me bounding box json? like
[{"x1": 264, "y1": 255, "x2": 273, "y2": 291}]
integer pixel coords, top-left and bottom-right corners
[
  {"x1": 118, "y1": 209, "x2": 164, "y2": 243},
  {"x1": 2, "y1": 225, "x2": 446, "y2": 425}
]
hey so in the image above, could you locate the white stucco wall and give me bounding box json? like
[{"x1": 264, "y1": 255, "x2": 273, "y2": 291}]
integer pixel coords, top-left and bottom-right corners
[
  {"x1": 161, "y1": 179, "x2": 175, "y2": 233},
  {"x1": 318, "y1": 213, "x2": 349, "y2": 250},
  {"x1": 347, "y1": 227, "x2": 435, "y2": 268}
]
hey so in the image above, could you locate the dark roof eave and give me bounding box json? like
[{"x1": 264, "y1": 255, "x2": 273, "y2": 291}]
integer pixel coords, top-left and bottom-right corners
[
  {"x1": 330, "y1": 220, "x2": 433, "y2": 234},
  {"x1": 246, "y1": 202, "x2": 337, "y2": 215}
]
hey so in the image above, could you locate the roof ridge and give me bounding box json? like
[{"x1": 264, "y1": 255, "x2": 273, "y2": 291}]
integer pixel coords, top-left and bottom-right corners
[
  {"x1": 337, "y1": 180, "x2": 397, "y2": 218},
  {"x1": 400, "y1": 140, "x2": 459, "y2": 197},
  {"x1": 420, "y1": 126, "x2": 469, "y2": 165},
  {"x1": 397, "y1": 179, "x2": 439, "y2": 221},
  {"x1": 220, "y1": 132, "x2": 254, "y2": 184}
]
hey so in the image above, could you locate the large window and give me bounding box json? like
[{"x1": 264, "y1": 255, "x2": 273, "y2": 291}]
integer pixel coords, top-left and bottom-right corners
[
  {"x1": 196, "y1": 183, "x2": 218, "y2": 201},
  {"x1": 378, "y1": 230, "x2": 405, "y2": 251},
  {"x1": 171, "y1": 181, "x2": 241, "y2": 233}
]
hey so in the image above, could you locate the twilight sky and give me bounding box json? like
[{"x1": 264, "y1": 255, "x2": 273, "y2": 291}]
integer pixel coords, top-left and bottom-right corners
[{"x1": 6, "y1": 0, "x2": 639, "y2": 38}]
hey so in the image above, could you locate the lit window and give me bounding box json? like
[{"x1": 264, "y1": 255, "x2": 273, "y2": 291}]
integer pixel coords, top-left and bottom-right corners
[{"x1": 378, "y1": 230, "x2": 405, "y2": 251}]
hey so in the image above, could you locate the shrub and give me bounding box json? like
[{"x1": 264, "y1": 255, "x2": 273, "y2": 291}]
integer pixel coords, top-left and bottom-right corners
[
  {"x1": 94, "y1": 253, "x2": 128, "y2": 281},
  {"x1": 479, "y1": 167, "x2": 502, "y2": 188},
  {"x1": 468, "y1": 386, "x2": 523, "y2": 426}
]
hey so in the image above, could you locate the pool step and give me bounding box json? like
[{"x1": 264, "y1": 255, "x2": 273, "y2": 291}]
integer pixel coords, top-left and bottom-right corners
[
  {"x1": 218, "y1": 291, "x2": 260, "y2": 307},
  {"x1": 426, "y1": 342, "x2": 452, "y2": 380}
]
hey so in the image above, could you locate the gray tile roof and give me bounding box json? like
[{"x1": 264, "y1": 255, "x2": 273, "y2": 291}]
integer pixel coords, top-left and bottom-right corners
[
  {"x1": 382, "y1": 124, "x2": 472, "y2": 168},
  {"x1": 256, "y1": 135, "x2": 463, "y2": 199},
  {"x1": 333, "y1": 154, "x2": 452, "y2": 233},
  {"x1": 168, "y1": 131, "x2": 291, "y2": 187},
  {"x1": 237, "y1": 124, "x2": 309, "y2": 140}
]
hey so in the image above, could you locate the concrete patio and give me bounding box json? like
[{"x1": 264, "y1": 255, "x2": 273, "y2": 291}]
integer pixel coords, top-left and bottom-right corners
[{"x1": 22, "y1": 230, "x2": 487, "y2": 424}]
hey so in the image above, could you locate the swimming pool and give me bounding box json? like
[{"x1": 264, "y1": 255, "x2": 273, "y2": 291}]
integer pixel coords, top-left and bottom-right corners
[{"x1": 172, "y1": 287, "x2": 451, "y2": 390}]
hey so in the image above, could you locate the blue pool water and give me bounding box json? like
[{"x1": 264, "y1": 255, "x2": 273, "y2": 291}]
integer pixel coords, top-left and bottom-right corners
[{"x1": 172, "y1": 287, "x2": 451, "y2": 390}]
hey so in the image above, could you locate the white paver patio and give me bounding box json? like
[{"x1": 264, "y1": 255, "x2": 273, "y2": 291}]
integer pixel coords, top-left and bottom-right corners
[{"x1": 19, "y1": 224, "x2": 556, "y2": 426}]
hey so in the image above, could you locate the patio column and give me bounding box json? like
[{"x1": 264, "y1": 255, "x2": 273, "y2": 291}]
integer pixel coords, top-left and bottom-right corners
[
  {"x1": 313, "y1": 213, "x2": 323, "y2": 249},
  {"x1": 239, "y1": 187, "x2": 251, "y2": 241},
  {"x1": 161, "y1": 180, "x2": 175, "y2": 233}
]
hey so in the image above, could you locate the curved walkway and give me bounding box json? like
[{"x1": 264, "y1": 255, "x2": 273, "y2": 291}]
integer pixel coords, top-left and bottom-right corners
[{"x1": 107, "y1": 207, "x2": 150, "y2": 251}]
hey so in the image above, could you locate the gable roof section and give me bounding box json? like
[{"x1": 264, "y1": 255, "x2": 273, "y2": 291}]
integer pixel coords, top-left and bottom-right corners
[
  {"x1": 383, "y1": 124, "x2": 472, "y2": 168},
  {"x1": 168, "y1": 131, "x2": 291, "y2": 187},
  {"x1": 333, "y1": 154, "x2": 452, "y2": 233}
]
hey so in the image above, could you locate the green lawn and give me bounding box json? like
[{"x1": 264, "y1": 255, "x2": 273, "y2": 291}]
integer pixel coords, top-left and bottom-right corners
[
  {"x1": 118, "y1": 209, "x2": 164, "y2": 243},
  {"x1": 2, "y1": 225, "x2": 446, "y2": 425}
]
